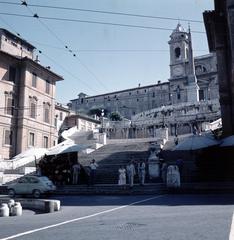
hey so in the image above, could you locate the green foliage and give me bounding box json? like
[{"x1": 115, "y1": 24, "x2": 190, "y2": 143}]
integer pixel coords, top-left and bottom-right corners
[{"x1": 109, "y1": 111, "x2": 122, "y2": 121}]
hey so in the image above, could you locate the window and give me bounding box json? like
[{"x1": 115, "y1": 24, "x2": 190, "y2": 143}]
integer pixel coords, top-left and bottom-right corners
[
  {"x1": 29, "y1": 132, "x2": 35, "y2": 146},
  {"x1": 29, "y1": 97, "x2": 37, "y2": 119},
  {"x1": 59, "y1": 112, "x2": 63, "y2": 121},
  {"x1": 4, "y1": 129, "x2": 12, "y2": 145},
  {"x1": 43, "y1": 136, "x2": 49, "y2": 148},
  {"x1": 28, "y1": 177, "x2": 39, "y2": 183},
  {"x1": 9, "y1": 66, "x2": 16, "y2": 82},
  {"x1": 43, "y1": 103, "x2": 50, "y2": 123},
  {"x1": 32, "y1": 73, "x2": 37, "y2": 87},
  {"x1": 30, "y1": 102, "x2": 36, "y2": 118},
  {"x1": 175, "y1": 47, "x2": 181, "y2": 59},
  {"x1": 199, "y1": 89, "x2": 205, "y2": 101},
  {"x1": 54, "y1": 117, "x2": 58, "y2": 127},
  {"x1": 195, "y1": 65, "x2": 207, "y2": 74},
  {"x1": 5, "y1": 94, "x2": 14, "y2": 115},
  {"x1": 18, "y1": 178, "x2": 28, "y2": 183},
  {"x1": 45, "y1": 79, "x2": 50, "y2": 94},
  {"x1": 176, "y1": 86, "x2": 181, "y2": 100}
]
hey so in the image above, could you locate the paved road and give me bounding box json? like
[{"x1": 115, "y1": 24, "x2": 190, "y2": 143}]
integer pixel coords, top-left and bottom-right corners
[{"x1": 0, "y1": 194, "x2": 234, "y2": 240}]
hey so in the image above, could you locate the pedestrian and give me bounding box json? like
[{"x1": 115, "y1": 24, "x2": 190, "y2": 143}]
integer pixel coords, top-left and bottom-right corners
[
  {"x1": 161, "y1": 160, "x2": 167, "y2": 183},
  {"x1": 139, "y1": 160, "x2": 146, "y2": 185},
  {"x1": 126, "y1": 160, "x2": 136, "y2": 188},
  {"x1": 89, "y1": 159, "x2": 98, "y2": 185},
  {"x1": 174, "y1": 134, "x2": 179, "y2": 145},
  {"x1": 72, "y1": 161, "x2": 81, "y2": 185},
  {"x1": 118, "y1": 166, "x2": 126, "y2": 185},
  {"x1": 176, "y1": 157, "x2": 184, "y2": 176},
  {"x1": 193, "y1": 126, "x2": 198, "y2": 135}
]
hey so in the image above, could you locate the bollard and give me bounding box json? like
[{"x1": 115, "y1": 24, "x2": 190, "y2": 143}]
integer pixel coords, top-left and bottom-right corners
[
  {"x1": 45, "y1": 201, "x2": 54, "y2": 213},
  {"x1": 12, "y1": 202, "x2": 22, "y2": 216},
  {"x1": 8, "y1": 199, "x2": 15, "y2": 216},
  {"x1": 54, "y1": 200, "x2": 60, "y2": 211},
  {"x1": 0, "y1": 203, "x2": 9, "y2": 217}
]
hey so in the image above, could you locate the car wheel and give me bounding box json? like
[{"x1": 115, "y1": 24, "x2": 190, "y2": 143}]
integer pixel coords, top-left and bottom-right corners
[
  {"x1": 32, "y1": 189, "x2": 41, "y2": 198},
  {"x1": 8, "y1": 189, "x2": 15, "y2": 198}
]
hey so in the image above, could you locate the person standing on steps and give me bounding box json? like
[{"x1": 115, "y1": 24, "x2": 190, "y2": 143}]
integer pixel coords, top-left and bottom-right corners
[
  {"x1": 139, "y1": 160, "x2": 146, "y2": 185},
  {"x1": 72, "y1": 161, "x2": 81, "y2": 185},
  {"x1": 90, "y1": 159, "x2": 98, "y2": 185},
  {"x1": 126, "y1": 160, "x2": 136, "y2": 188},
  {"x1": 118, "y1": 165, "x2": 126, "y2": 185}
]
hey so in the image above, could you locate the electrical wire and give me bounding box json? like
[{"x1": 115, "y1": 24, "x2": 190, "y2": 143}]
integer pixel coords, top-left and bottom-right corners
[
  {"x1": 20, "y1": 1, "x2": 110, "y2": 92},
  {"x1": 0, "y1": 1, "x2": 204, "y2": 24},
  {"x1": 0, "y1": 12, "x2": 205, "y2": 34},
  {"x1": 0, "y1": 14, "x2": 100, "y2": 94}
]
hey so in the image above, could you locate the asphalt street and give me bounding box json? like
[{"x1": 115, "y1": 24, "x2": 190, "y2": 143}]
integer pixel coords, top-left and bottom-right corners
[{"x1": 0, "y1": 194, "x2": 234, "y2": 240}]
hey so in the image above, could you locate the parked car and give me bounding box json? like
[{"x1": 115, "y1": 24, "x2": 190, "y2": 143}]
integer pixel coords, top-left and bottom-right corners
[{"x1": 7, "y1": 175, "x2": 56, "y2": 198}]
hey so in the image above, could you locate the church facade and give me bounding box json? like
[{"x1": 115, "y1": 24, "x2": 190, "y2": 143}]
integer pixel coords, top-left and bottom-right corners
[{"x1": 70, "y1": 24, "x2": 219, "y2": 123}]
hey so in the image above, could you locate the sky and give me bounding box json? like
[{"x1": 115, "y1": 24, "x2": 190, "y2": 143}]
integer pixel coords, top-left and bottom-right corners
[{"x1": 0, "y1": 0, "x2": 214, "y2": 104}]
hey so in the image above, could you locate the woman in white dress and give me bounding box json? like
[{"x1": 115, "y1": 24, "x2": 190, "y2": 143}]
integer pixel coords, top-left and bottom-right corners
[{"x1": 118, "y1": 166, "x2": 126, "y2": 185}]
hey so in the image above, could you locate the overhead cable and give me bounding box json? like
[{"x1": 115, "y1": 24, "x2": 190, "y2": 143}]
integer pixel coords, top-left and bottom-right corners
[
  {"x1": 0, "y1": 12, "x2": 205, "y2": 34},
  {"x1": 0, "y1": 1, "x2": 204, "y2": 24}
]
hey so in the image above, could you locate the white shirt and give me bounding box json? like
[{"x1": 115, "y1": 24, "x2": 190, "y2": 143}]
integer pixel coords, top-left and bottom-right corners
[{"x1": 90, "y1": 162, "x2": 98, "y2": 170}]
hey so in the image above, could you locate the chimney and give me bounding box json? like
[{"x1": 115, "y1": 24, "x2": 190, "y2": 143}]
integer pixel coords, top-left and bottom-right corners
[{"x1": 35, "y1": 55, "x2": 40, "y2": 64}]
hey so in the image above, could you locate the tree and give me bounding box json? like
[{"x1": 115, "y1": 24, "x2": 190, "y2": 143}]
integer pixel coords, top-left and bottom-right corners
[{"x1": 109, "y1": 112, "x2": 122, "y2": 121}]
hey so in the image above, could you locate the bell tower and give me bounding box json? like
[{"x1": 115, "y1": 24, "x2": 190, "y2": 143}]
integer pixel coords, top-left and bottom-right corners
[
  {"x1": 168, "y1": 23, "x2": 189, "y2": 79},
  {"x1": 168, "y1": 24, "x2": 199, "y2": 103}
]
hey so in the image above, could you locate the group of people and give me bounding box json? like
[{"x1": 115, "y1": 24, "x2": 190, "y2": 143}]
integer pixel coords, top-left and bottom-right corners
[
  {"x1": 72, "y1": 159, "x2": 98, "y2": 185},
  {"x1": 118, "y1": 160, "x2": 146, "y2": 187}
]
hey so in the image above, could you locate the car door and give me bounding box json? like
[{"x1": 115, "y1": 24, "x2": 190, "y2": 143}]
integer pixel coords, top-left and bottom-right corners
[
  {"x1": 27, "y1": 176, "x2": 40, "y2": 194},
  {"x1": 16, "y1": 177, "x2": 29, "y2": 194}
]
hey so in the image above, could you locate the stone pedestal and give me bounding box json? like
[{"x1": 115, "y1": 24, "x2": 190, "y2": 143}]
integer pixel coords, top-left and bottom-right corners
[{"x1": 148, "y1": 144, "x2": 161, "y2": 179}]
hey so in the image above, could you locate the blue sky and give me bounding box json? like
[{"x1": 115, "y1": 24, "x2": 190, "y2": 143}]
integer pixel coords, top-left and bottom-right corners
[{"x1": 0, "y1": 0, "x2": 214, "y2": 104}]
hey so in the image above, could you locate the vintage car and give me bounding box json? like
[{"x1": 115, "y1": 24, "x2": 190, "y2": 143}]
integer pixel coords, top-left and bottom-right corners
[{"x1": 7, "y1": 175, "x2": 56, "y2": 198}]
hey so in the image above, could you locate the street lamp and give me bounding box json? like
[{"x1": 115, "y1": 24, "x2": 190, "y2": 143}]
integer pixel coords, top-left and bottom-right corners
[
  {"x1": 101, "y1": 109, "x2": 104, "y2": 132},
  {"x1": 161, "y1": 106, "x2": 166, "y2": 128}
]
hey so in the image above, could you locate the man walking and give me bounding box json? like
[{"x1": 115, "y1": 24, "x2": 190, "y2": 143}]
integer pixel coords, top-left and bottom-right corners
[{"x1": 90, "y1": 159, "x2": 98, "y2": 185}]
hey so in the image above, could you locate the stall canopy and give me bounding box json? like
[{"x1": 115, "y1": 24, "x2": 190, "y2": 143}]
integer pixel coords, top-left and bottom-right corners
[
  {"x1": 173, "y1": 134, "x2": 219, "y2": 151},
  {"x1": 46, "y1": 140, "x2": 87, "y2": 156}
]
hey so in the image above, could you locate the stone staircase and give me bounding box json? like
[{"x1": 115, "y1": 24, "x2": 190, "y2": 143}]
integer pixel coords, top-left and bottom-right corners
[{"x1": 78, "y1": 140, "x2": 151, "y2": 184}]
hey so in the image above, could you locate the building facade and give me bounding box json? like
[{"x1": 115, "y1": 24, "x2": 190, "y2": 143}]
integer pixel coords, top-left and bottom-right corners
[
  {"x1": 70, "y1": 24, "x2": 219, "y2": 121},
  {"x1": 0, "y1": 28, "x2": 63, "y2": 160},
  {"x1": 204, "y1": 0, "x2": 234, "y2": 137}
]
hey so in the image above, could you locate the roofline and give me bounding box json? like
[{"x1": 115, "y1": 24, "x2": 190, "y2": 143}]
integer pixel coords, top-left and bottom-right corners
[
  {"x1": 0, "y1": 28, "x2": 36, "y2": 50},
  {"x1": 70, "y1": 82, "x2": 169, "y2": 101},
  {"x1": 0, "y1": 50, "x2": 63, "y2": 81},
  {"x1": 66, "y1": 114, "x2": 101, "y2": 124},
  {"x1": 55, "y1": 103, "x2": 70, "y2": 112},
  {"x1": 194, "y1": 53, "x2": 215, "y2": 60},
  {"x1": 23, "y1": 57, "x2": 63, "y2": 81}
]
